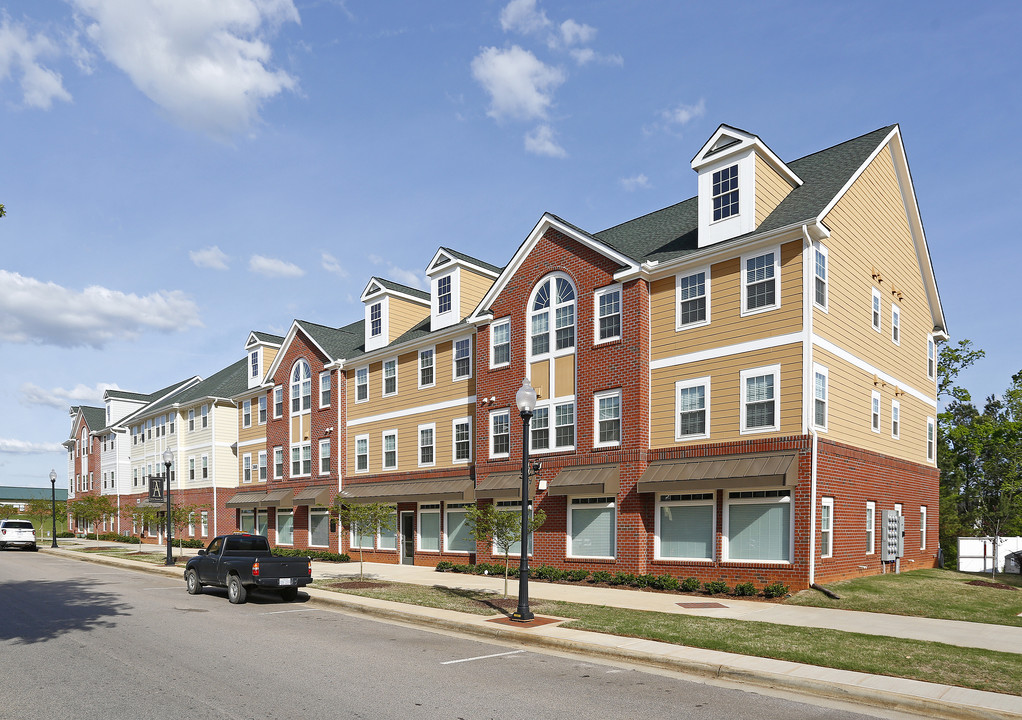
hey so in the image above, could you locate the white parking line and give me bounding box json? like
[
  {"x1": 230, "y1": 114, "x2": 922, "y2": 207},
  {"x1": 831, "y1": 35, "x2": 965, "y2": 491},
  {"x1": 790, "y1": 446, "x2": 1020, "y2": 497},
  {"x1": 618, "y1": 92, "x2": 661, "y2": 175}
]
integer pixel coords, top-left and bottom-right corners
[
  {"x1": 260, "y1": 608, "x2": 319, "y2": 616},
  {"x1": 441, "y1": 650, "x2": 525, "y2": 665}
]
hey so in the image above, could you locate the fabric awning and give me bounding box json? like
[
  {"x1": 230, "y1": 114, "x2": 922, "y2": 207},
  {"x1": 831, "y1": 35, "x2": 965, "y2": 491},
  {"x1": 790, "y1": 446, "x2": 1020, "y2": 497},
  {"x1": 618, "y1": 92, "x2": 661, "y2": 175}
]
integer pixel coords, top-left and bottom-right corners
[
  {"x1": 547, "y1": 464, "x2": 619, "y2": 497},
  {"x1": 225, "y1": 491, "x2": 267, "y2": 509},
  {"x1": 637, "y1": 451, "x2": 799, "y2": 494},
  {"x1": 135, "y1": 498, "x2": 165, "y2": 509},
  {"x1": 341, "y1": 477, "x2": 474, "y2": 504},
  {"x1": 262, "y1": 488, "x2": 294, "y2": 508},
  {"x1": 475, "y1": 471, "x2": 535, "y2": 500},
  {"x1": 294, "y1": 485, "x2": 337, "y2": 507}
]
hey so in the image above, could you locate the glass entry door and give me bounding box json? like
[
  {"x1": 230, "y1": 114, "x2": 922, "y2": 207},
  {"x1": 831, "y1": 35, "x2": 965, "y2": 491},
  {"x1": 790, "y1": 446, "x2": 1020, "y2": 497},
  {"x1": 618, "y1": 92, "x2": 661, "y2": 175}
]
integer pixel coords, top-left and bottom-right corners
[{"x1": 400, "y1": 511, "x2": 415, "y2": 565}]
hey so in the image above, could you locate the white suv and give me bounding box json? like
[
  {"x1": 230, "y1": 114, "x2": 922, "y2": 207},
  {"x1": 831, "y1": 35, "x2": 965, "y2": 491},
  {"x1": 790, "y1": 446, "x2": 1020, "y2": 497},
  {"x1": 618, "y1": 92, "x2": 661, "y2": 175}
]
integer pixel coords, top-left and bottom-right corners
[{"x1": 0, "y1": 519, "x2": 38, "y2": 551}]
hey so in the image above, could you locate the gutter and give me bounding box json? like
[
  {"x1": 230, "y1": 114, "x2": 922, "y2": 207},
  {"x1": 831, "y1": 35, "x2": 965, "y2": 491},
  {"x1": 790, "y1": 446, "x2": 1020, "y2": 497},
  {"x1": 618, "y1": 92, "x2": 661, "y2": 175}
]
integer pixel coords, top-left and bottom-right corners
[{"x1": 803, "y1": 224, "x2": 820, "y2": 587}]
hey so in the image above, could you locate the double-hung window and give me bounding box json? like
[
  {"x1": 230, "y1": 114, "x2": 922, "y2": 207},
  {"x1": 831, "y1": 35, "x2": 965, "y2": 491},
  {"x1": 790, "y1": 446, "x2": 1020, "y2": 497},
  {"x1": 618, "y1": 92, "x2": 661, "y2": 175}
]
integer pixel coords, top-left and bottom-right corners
[
  {"x1": 291, "y1": 444, "x2": 311, "y2": 476},
  {"x1": 383, "y1": 359, "x2": 397, "y2": 396},
  {"x1": 258, "y1": 450, "x2": 267, "y2": 481},
  {"x1": 871, "y1": 390, "x2": 881, "y2": 433},
  {"x1": 872, "y1": 288, "x2": 882, "y2": 332},
  {"x1": 437, "y1": 275, "x2": 452, "y2": 314},
  {"x1": 676, "y1": 269, "x2": 708, "y2": 329},
  {"x1": 891, "y1": 399, "x2": 900, "y2": 439},
  {"x1": 273, "y1": 386, "x2": 283, "y2": 418},
  {"x1": 920, "y1": 506, "x2": 927, "y2": 549},
  {"x1": 594, "y1": 286, "x2": 621, "y2": 343},
  {"x1": 201, "y1": 404, "x2": 208, "y2": 428},
  {"x1": 201, "y1": 455, "x2": 208, "y2": 479},
  {"x1": 725, "y1": 489, "x2": 791, "y2": 562},
  {"x1": 927, "y1": 337, "x2": 936, "y2": 380},
  {"x1": 369, "y1": 302, "x2": 382, "y2": 337},
  {"x1": 258, "y1": 396, "x2": 266, "y2": 424},
  {"x1": 813, "y1": 364, "x2": 828, "y2": 430},
  {"x1": 243, "y1": 454, "x2": 252, "y2": 484},
  {"x1": 453, "y1": 338, "x2": 472, "y2": 380},
  {"x1": 250, "y1": 350, "x2": 259, "y2": 378},
  {"x1": 189, "y1": 457, "x2": 195, "y2": 481},
  {"x1": 712, "y1": 164, "x2": 739, "y2": 220},
  {"x1": 382, "y1": 431, "x2": 397, "y2": 469},
  {"x1": 675, "y1": 377, "x2": 709, "y2": 440},
  {"x1": 742, "y1": 250, "x2": 778, "y2": 313},
  {"x1": 927, "y1": 417, "x2": 935, "y2": 462},
  {"x1": 319, "y1": 439, "x2": 331, "y2": 474},
  {"x1": 188, "y1": 410, "x2": 195, "y2": 432},
  {"x1": 490, "y1": 410, "x2": 510, "y2": 458},
  {"x1": 320, "y1": 371, "x2": 331, "y2": 407},
  {"x1": 866, "y1": 501, "x2": 876, "y2": 554},
  {"x1": 568, "y1": 497, "x2": 616, "y2": 558},
  {"x1": 741, "y1": 365, "x2": 780, "y2": 433},
  {"x1": 594, "y1": 390, "x2": 621, "y2": 447},
  {"x1": 273, "y1": 447, "x2": 283, "y2": 479},
  {"x1": 242, "y1": 400, "x2": 251, "y2": 428},
  {"x1": 891, "y1": 304, "x2": 901, "y2": 345},
  {"x1": 530, "y1": 408, "x2": 549, "y2": 451},
  {"x1": 292, "y1": 361, "x2": 311, "y2": 411},
  {"x1": 418, "y1": 424, "x2": 435, "y2": 467},
  {"x1": 491, "y1": 320, "x2": 510, "y2": 367},
  {"x1": 554, "y1": 402, "x2": 575, "y2": 449},
  {"x1": 453, "y1": 418, "x2": 471, "y2": 462},
  {"x1": 813, "y1": 243, "x2": 828, "y2": 310},
  {"x1": 419, "y1": 348, "x2": 434, "y2": 388},
  {"x1": 820, "y1": 497, "x2": 834, "y2": 558},
  {"x1": 355, "y1": 367, "x2": 368, "y2": 402},
  {"x1": 355, "y1": 435, "x2": 369, "y2": 472}
]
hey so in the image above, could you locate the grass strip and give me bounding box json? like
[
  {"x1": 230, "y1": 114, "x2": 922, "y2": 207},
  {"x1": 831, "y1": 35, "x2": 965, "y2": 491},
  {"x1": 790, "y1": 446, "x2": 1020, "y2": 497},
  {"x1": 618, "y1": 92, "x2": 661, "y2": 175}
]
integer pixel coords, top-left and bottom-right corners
[{"x1": 313, "y1": 579, "x2": 1021, "y2": 696}]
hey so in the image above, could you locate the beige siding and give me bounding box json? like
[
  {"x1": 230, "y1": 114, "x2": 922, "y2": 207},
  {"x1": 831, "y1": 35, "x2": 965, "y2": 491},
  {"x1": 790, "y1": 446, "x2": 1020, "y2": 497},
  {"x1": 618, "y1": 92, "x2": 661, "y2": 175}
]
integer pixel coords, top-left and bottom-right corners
[
  {"x1": 650, "y1": 238, "x2": 804, "y2": 361},
  {"x1": 554, "y1": 354, "x2": 575, "y2": 398},
  {"x1": 813, "y1": 141, "x2": 936, "y2": 466},
  {"x1": 263, "y1": 347, "x2": 280, "y2": 372},
  {"x1": 651, "y1": 342, "x2": 803, "y2": 448},
  {"x1": 530, "y1": 359, "x2": 550, "y2": 401},
  {"x1": 388, "y1": 296, "x2": 430, "y2": 343},
  {"x1": 346, "y1": 404, "x2": 475, "y2": 476},
  {"x1": 755, "y1": 152, "x2": 795, "y2": 227},
  {"x1": 460, "y1": 268, "x2": 495, "y2": 318},
  {"x1": 237, "y1": 392, "x2": 264, "y2": 445}
]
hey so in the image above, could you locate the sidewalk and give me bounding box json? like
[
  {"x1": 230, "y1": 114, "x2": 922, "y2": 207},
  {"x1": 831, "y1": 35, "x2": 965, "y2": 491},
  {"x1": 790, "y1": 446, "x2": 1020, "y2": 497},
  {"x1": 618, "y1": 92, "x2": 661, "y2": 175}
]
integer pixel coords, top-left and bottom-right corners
[{"x1": 47, "y1": 542, "x2": 1022, "y2": 720}]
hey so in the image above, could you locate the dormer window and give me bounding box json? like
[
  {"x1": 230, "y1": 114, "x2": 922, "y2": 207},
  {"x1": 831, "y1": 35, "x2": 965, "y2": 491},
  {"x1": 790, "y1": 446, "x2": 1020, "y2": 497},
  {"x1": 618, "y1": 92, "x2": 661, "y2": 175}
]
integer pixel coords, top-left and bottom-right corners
[
  {"x1": 369, "y1": 302, "x2": 382, "y2": 337},
  {"x1": 250, "y1": 351, "x2": 259, "y2": 378},
  {"x1": 437, "y1": 276, "x2": 452, "y2": 314},
  {"x1": 712, "y1": 164, "x2": 739, "y2": 221}
]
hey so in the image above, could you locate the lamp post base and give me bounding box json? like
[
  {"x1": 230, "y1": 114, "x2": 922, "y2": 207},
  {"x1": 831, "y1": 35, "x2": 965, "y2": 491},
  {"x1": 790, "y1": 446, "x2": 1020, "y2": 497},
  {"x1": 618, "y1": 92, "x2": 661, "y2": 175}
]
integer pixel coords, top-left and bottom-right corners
[{"x1": 510, "y1": 608, "x2": 535, "y2": 623}]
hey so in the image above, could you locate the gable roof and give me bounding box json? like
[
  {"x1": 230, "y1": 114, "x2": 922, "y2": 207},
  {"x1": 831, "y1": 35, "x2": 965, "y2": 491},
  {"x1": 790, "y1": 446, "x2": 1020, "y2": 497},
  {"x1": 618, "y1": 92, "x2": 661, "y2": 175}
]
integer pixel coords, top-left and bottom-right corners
[
  {"x1": 430, "y1": 247, "x2": 503, "y2": 276},
  {"x1": 156, "y1": 359, "x2": 249, "y2": 409},
  {"x1": 0, "y1": 486, "x2": 69, "y2": 502},
  {"x1": 247, "y1": 331, "x2": 284, "y2": 347}
]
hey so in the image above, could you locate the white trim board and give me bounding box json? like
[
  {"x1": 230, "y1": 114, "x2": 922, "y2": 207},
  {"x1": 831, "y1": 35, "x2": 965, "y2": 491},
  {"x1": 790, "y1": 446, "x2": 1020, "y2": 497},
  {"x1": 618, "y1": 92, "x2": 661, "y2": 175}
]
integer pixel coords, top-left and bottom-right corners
[
  {"x1": 347, "y1": 396, "x2": 477, "y2": 428},
  {"x1": 812, "y1": 335, "x2": 936, "y2": 408},
  {"x1": 650, "y1": 333, "x2": 803, "y2": 371}
]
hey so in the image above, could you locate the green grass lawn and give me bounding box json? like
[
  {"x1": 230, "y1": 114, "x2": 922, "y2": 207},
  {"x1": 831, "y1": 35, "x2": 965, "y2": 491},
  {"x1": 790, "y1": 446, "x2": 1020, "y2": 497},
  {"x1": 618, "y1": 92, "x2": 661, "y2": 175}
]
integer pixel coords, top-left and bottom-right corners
[
  {"x1": 786, "y1": 569, "x2": 1022, "y2": 626},
  {"x1": 312, "y1": 579, "x2": 1022, "y2": 695}
]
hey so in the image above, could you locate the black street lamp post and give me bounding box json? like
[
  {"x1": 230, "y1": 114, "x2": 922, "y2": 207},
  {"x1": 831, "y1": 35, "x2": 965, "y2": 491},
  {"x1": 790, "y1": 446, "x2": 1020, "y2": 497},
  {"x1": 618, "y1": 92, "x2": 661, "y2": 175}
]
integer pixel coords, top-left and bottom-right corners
[
  {"x1": 163, "y1": 449, "x2": 174, "y2": 566},
  {"x1": 511, "y1": 377, "x2": 537, "y2": 622},
  {"x1": 48, "y1": 469, "x2": 58, "y2": 548}
]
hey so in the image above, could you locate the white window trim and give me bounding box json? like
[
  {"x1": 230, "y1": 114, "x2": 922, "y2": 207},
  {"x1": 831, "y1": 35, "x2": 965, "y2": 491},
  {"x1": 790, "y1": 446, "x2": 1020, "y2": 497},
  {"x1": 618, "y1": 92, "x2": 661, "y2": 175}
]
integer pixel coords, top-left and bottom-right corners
[
  {"x1": 354, "y1": 366, "x2": 369, "y2": 404},
  {"x1": 926, "y1": 416, "x2": 936, "y2": 463},
  {"x1": 490, "y1": 409, "x2": 510, "y2": 459},
  {"x1": 417, "y1": 422, "x2": 436, "y2": 468},
  {"x1": 354, "y1": 434, "x2": 370, "y2": 474},
  {"x1": 273, "y1": 386, "x2": 283, "y2": 419},
  {"x1": 258, "y1": 450, "x2": 267, "y2": 482},
  {"x1": 566, "y1": 496, "x2": 616, "y2": 560},
  {"x1": 920, "y1": 506, "x2": 928, "y2": 550},
  {"x1": 273, "y1": 446, "x2": 283, "y2": 480},
  {"x1": 319, "y1": 438, "x2": 331, "y2": 476},
  {"x1": 493, "y1": 500, "x2": 534, "y2": 557},
  {"x1": 443, "y1": 502, "x2": 474, "y2": 554},
  {"x1": 529, "y1": 399, "x2": 577, "y2": 455},
  {"x1": 722, "y1": 488, "x2": 793, "y2": 564},
  {"x1": 201, "y1": 511, "x2": 209, "y2": 537},
  {"x1": 740, "y1": 246, "x2": 781, "y2": 317},
  {"x1": 675, "y1": 376, "x2": 711, "y2": 441},
  {"x1": 242, "y1": 400, "x2": 252, "y2": 429},
  {"x1": 891, "y1": 304, "x2": 901, "y2": 346},
  {"x1": 452, "y1": 335, "x2": 473, "y2": 382},
  {"x1": 891, "y1": 399, "x2": 901, "y2": 439},
  {"x1": 527, "y1": 272, "x2": 577, "y2": 362},
  {"x1": 927, "y1": 335, "x2": 936, "y2": 381},
  {"x1": 490, "y1": 318, "x2": 511, "y2": 369},
  {"x1": 242, "y1": 453, "x2": 252, "y2": 484},
  {"x1": 812, "y1": 363, "x2": 829, "y2": 432},
  {"x1": 866, "y1": 500, "x2": 876, "y2": 555},
  {"x1": 593, "y1": 284, "x2": 623, "y2": 345},
  {"x1": 349, "y1": 521, "x2": 375, "y2": 551},
  {"x1": 417, "y1": 502, "x2": 441, "y2": 553},
  {"x1": 319, "y1": 371, "x2": 331, "y2": 408},
  {"x1": 740, "y1": 364, "x2": 781, "y2": 434},
  {"x1": 593, "y1": 389, "x2": 622, "y2": 449},
  {"x1": 871, "y1": 390, "x2": 882, "y2": 434},
  {"x1": 675, "y1": 266, "x2": 711, "y2": 331},
  {"x1": 382, "y1": 358, "x2": 398, "y2": 397},
  {"x1": 276, "y1": 508, "x2": 294, "y2": 546},
  {"x1": 871, "y1": 287, "x2": 883, "y2": 333},
  {"x1": 382, "y1": 429, "x2": 398, "y2": 470},
  {"x1": 308, "y1": 508, "x2": 330, "y2": 548},
  {"x1": 452, "y1": 417, "x2": 473, "y2": 464},
  {"x1": 258, "y1": 396, "x2": 267, "y2": 425},
  {"x1": 436, "y1": 272, "x2": 454, "y2": 316},
  {"x1": 812, "y1": 242, "x2": 828, "y2": 312},
  {"x1": 418, "y1": 347, "x2": 436, "y2": 390},
  {"x1": 821, "y1": 497, "x2": 834, "y2": 559},
  {"x1": 654, "y1": 493, "x2": 715, "y2": 561}
]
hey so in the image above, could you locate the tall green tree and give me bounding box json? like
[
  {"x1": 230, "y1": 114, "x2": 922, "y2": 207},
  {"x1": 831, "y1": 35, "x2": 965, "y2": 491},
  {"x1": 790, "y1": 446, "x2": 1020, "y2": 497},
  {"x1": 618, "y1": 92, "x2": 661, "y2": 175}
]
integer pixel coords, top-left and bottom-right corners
[
  {"x1": 465, "y1": 501, "x2": 546, "y2": 597},
  {"x1": 334, "y1": 499, "x2": 396, "y2": 581}
]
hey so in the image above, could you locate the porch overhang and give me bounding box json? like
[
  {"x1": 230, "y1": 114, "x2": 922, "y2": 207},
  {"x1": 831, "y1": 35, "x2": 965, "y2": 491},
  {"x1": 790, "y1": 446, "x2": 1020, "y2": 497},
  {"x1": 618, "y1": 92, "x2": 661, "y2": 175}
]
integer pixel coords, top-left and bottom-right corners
[{"x1": 636, "y1": 451, "x2": 800, "y2": 494}]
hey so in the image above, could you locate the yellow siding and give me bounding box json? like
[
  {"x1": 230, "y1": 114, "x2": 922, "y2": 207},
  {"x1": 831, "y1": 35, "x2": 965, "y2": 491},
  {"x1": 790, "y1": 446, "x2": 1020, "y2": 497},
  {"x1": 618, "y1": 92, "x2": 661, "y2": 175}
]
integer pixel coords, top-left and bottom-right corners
[
  {"x1": 755, "y1": 152, "x2": 795, "y2": 227},
  {"x1": 650, "y1": 238, "x2": 804, "y2": 361},
  {"x1": 460, "y1": 268, "x2": 495, "y2": 318},
  {"x1": 554, "y1": 354, "x2": 575, "y2": 398},
  {"x1": 346, "y1": 403, "x2": 475, "y2": 476},
  {"x1": 650, "y1": 343, "x2": 803, "y2": 448},
  {"x1": 388, "y1": 296, "x2": 430, "y2": 343},
  {"x1": 263, "y1": 347, "x2": 279, "y2": 371},
  {"x1": 237, "y1": 393, "x2": 264, "y2": 445}
]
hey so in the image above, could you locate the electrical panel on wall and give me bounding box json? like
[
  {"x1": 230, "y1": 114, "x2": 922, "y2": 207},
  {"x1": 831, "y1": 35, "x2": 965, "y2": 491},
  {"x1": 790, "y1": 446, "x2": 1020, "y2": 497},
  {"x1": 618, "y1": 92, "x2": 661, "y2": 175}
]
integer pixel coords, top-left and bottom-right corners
[{"x1": 881, "y1": 509, "x2": 904, "y2": 561}]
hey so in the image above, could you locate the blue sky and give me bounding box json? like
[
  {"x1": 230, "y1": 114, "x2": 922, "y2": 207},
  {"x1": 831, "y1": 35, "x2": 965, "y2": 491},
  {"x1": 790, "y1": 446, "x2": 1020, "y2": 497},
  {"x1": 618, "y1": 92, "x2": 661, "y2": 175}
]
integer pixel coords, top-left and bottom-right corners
[{"x1": 1, "y1": 1, "x2": 1019, "y2": 488}]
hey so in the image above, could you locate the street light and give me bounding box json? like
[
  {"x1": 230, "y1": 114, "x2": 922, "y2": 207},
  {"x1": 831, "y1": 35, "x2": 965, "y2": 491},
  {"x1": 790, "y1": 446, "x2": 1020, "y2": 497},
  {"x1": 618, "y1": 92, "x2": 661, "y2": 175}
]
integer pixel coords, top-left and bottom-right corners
[
  {"x1": 163, "y1": 449, "x2": 174, "y2": 566},
  {"x1": 512, "y1": 377, "x2": 537, "y2": 622},
  {"x1": 48, "y1": 469, "x2": 58, "y2": 548}
]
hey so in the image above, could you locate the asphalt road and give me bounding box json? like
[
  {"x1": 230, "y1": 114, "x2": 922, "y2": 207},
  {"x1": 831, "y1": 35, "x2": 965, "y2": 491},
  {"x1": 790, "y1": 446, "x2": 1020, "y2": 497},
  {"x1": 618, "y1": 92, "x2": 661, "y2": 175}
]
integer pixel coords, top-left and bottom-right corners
[{"x1": 0, "y1": 551, "x2": 889, "y2": 720}]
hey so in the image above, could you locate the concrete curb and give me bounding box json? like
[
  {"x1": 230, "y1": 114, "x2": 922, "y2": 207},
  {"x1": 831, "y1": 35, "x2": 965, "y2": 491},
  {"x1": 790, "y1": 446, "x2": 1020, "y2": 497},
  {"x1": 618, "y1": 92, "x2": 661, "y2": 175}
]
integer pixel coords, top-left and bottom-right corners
[{"x1": 44, "y1": 547, "x2": 1022, "y2": 720}]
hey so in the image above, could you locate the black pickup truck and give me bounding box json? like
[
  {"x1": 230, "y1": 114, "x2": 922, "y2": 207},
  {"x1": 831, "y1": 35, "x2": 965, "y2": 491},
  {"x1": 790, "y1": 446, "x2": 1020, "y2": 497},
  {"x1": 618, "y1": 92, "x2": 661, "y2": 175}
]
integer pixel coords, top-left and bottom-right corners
[{"x1": 184, "y1": 534, "x2": 312, "y2": 604}]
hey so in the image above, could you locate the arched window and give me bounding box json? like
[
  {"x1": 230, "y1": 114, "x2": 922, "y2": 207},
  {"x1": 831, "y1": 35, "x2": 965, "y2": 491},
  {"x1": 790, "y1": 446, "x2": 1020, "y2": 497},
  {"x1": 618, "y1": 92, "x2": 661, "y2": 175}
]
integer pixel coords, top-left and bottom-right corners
[
  {"x1": 291, "y1": 360, "x2": 311, "y2": 413},
  {"x1": 529, "y1": 274, "x2": 575, "y2": 357}
]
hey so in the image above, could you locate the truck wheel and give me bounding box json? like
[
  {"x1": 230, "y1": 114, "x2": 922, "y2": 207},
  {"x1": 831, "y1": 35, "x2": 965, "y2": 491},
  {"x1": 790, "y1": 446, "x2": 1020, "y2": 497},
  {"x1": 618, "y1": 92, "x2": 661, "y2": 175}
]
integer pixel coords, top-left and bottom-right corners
[
  {"x1": 280, "y1": 587, "x2": 298, "y2": 602},
  {"x1": 227, "y1": 574, "x2": 247, "y2": 604},
  {"x1": 185, "y1": 569, "x2": 202, "y2": 595}
]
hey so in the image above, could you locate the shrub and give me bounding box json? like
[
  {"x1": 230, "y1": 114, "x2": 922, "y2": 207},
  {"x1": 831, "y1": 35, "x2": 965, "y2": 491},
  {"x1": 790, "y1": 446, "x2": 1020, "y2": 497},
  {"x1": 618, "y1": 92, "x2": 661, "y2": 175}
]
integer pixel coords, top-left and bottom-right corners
[
  {"x1": 273, "y1": 548, "x2": 349, "y2": 562},
  {"x1": 589, "y1": 571, "x2": 613, "y2": 584},
  {"x1": 97, "y1": 533, "x2": 141, "y2": 544},
  {"x1": 704, "y1": 580, "x2": 730, "y2": 595},
  {"x1": 435, "y1": 561, "x2": 455, "y2": 572},
  {"x1": 647, "y1": 574, "x2": 680, "y2": 591},
  {"x1": 175, "y1": 539, "x2": 205, "y2": 549},
  {"x1": 631, "y1": 574, "x2": 653, "y2": 588},
  {"x1": 449, "y1": 563, "x2": 472, "y2": 573},
  {"x1": 534, "y1": 565, "x2": 567, "y2": 582},
  {"x1": 680, "y1": 576, "x2": 701, "y2": 592},
  {"x1": 57, "y1": 532, "x2": 76, "y2": 538},
  {"x1": 610, "y1": 572, "x2": 636, "y2": 586},
  {"x1": 566, "y1": 569, "x2": 590, "y2": 582},
  {"x1": 763, "y1": 582, "x2": 789, "y2": 599},
  {"x1": 732, "y1": 582, "x2": 757, "y2": 597}
]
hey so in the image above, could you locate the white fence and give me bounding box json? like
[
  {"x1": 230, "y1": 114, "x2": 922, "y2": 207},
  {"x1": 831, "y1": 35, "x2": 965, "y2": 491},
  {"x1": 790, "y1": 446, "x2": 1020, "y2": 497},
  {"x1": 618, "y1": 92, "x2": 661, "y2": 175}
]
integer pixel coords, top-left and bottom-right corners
[{"x1": 957, "y1": 536, "x2": 1022, "y2": 573}]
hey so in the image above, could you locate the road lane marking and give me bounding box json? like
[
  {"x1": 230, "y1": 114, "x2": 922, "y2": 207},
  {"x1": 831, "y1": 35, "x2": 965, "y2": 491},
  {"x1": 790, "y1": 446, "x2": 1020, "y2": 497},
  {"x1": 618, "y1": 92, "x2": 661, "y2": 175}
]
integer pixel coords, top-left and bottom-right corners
[
  {"x1": 261, "y1": 608, "x2": 319, "y2": 615},
  {"x1": 441, "y1": 650, "x2": 525, "y2": 665},
  {"x1": 142, "y1": 587, "x2": 181, "y2": 591}
]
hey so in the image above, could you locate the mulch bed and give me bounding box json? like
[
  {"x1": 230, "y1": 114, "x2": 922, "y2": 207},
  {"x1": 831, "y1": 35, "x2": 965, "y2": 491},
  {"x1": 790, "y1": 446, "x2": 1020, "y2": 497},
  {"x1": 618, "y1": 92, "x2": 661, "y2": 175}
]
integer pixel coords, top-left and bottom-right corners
[
  {"x1": 966, "y1": 579, "x2": 1018, "y2": 591},
  {"x1": 329, "y1": 581, "x2": 388, "y2": 590}
]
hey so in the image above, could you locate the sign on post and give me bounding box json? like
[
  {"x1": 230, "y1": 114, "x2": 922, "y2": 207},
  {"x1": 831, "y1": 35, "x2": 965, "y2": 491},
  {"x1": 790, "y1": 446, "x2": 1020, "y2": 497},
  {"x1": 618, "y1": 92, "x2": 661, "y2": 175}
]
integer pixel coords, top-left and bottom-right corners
[{"x1": 148, "y1": 476, "x2": 165, "y2": 501}]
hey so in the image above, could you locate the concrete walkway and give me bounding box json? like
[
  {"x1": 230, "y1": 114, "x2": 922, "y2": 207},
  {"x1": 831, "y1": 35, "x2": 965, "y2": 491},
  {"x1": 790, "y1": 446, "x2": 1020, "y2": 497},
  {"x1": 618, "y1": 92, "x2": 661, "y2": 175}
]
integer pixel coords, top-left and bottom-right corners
[{"x1": 45, "y1": 541, "x2": 1022, "y2": 720}]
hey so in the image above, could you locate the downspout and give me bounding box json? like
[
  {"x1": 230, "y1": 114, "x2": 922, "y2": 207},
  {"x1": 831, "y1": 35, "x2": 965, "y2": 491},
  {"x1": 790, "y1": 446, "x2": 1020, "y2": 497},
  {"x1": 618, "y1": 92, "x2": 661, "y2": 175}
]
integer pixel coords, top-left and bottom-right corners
[
  {"x1": 211, "y1": 404, "x2": 218, "y2": 536},
  {"x1": 803, "y1": 224, "x2": 819, "y2": 587}
]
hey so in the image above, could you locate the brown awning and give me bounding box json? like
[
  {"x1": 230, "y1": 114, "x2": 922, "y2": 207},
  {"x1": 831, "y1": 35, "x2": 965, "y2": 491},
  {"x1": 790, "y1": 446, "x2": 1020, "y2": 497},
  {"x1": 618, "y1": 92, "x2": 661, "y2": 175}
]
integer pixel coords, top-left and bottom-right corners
[
  {"x1": 135, "y1": 498, "x2": 165, "y2": 509},
  {"x1": 225, "y1": 491, "x2": 267, "y2": 509},
  {"x1": 475, "y1": 471, "x2": 535, "y2": 500},
  {"x1": 294, "y1": 485, "x2": 337, "y2": 507},
  {"x1": 547, "y1": 464, "x2": 619, "y2": 497},
  {"x1": 261, "y1": 488, "x2": 294, "y2": 508},
  {"x1": 637, "y1": 451, "x2": 799, "y2": 494},
  {"x1": 341, "y1": 477, "x2": 474, "y2": 504}
]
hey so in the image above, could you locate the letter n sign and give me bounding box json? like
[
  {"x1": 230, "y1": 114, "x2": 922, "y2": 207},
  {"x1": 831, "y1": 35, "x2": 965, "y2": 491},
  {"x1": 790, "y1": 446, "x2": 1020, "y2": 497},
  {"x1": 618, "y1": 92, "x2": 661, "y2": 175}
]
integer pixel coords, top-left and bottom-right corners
[{"x1": 148, "y1": 476, "x2": 165, "y2": 501}]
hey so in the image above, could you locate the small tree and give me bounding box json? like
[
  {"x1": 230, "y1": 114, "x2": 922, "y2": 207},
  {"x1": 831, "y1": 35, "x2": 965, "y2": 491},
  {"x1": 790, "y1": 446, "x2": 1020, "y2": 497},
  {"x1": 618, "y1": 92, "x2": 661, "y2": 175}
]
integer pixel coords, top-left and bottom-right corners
[
  {"x1": 69, "y1": 495, "x2": 116, "y2": 540},
  {"x1": 22, "y1": 498, "x2": 66, "y2": 538},
  {"x1": 125, "y1": 503, "x2": 162, "y2": 550},
  {"x1": 466, "y1": 501, "x2": 546, "y2": 597},
  {"x1": 334, "y1": 498, "x2": 396, "y2": 581},
  {"x1": 170, "y1": 502, "x2": 209, "y2": 552}
]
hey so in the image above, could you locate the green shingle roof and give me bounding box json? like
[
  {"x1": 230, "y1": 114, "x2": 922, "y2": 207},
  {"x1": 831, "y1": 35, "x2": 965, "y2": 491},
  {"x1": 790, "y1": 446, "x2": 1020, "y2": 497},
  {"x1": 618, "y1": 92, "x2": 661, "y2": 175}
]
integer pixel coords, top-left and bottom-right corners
[
  {"x1": 374, "y1": 278, "x2": 430, "y2": 302},
  {"x1": 0, "y1": 486, "x2": 68, "y2": 502},
  {"x1": 250, "y1": 331, "x2": 284, "y2": 344},
  {"x1": 170, "y1": 359, "x2": 249, "y2": 406},
  {"x1": 80, "y1": 406, "x2": 106, "y2": 433},
  {"x1": 295, "y1": 319, "x2": 365, "y2": 361},
  {"x1": 437, "y1": 247, "x2": 503, "y2": 275}
]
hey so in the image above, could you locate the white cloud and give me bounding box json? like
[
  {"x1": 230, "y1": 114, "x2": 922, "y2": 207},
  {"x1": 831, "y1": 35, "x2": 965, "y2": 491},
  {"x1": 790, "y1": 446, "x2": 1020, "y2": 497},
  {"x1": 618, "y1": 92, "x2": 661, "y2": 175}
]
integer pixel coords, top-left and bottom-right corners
[
  {"x1": 559, "y1": 19, "x2": 595, "y2": 46},
  {"x1": 20, "y1": 382, "x2": 120, "y2": 409},
  {"x1": 0, "y1": 17, "x2": 73, "y2": 109},
  {"x1": 249, "y1": 255, "x2": 305, "y2": 278},
  {"x1": 619, "y1": 173, "x2": 651, "y2": 192},
  {"x1": 367, "y1": 255, "x2": 426, "y2": 290},
  {"x1": 189, "y1": 245, "x2": 229, "y2": 270},
  {"x1": 70, "y1": 0, "x2": 300, "y2": 139},
  {"x1": 0, "y1": 438, "x2": 64, "y2": 454},
  {"x1": 524, "y1": 124, "x2": 566, "y2": 158},
  {"x1": 321, "y1": 251, "x2": 348, "y2": 278},
  {"x1": 0, "y1": 270, "x2": 201, "y2": 348},
  {"x1": 662, "y1": 98, "x2": 706, "y2": 127},
  {"x1": 500, "y1": 0, "x2": 550, "y2": 34},
  {"x1": 471, "y1": 45, "x2": 564, "y2": 122}
]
